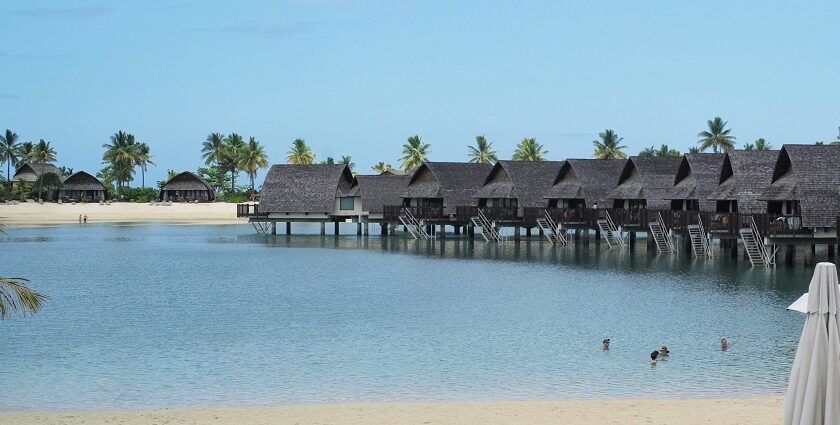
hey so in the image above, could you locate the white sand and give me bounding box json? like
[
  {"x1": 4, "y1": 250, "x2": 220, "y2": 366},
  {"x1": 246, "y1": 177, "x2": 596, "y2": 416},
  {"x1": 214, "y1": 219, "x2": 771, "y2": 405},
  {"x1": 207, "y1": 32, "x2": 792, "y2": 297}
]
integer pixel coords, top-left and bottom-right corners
[
  {"x1": 0, "y1": 201, "x2": 243, "y2": 226},
  {"x1": 0, "y1": 397, "x2": 783, "y2": 425}
]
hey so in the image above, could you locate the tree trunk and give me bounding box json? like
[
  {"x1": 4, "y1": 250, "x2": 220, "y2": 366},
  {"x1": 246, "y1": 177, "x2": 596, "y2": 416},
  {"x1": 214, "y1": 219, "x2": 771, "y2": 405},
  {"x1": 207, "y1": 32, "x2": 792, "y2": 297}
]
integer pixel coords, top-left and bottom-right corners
[
  {"x1": 231, "y1": 171, "x2": 235, "y2": 193},
  {"x1": 141, "y1": 167, "x2": 145, "y2": 188}
]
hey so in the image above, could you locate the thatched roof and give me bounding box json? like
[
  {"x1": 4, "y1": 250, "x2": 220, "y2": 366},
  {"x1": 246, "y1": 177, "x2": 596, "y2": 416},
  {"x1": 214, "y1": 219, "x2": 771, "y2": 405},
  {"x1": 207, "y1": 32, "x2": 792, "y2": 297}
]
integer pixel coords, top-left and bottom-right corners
[
  {"x1": 62, "y1": 171, "x2": 107, "y2": 191},
  {"x1": 665, "y1": 153, "x2": 725, "y2": 211},
  {"x1": 356, "y1": 173, "x2": 410, "y2": 213},
  {"x1": 544, "y1": 159, "x2": 626, "y2": 207},
  {"x1": 259, "y1": 164, "x2": 354, "y2": 213},
  {"x1": 760, "y1": 145, "x2": 840, "y2": 228},
  {"x1": 13, "y1": 163, "x2": 61, "y2": 182},
  {"x1": 707, "y1": 150, "x2": 777, "y2": 214},
  {"x1": 473, "y1": 160, "x2": 563, "y2": 208},
  {"x1": 606, "y1": 156, "x2": 682, "y2": 209},
  {"x1": 404, "y1": 162, "x2": 492, "y2": 212},
  {"x1": 162, "y1": 172, "x2": 215, "y2": 197}
]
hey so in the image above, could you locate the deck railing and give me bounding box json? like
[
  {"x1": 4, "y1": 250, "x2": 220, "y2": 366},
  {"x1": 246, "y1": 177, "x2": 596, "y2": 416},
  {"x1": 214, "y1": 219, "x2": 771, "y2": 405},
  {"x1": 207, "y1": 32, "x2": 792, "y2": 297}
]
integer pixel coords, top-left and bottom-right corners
[
  {"x1": 384, "y1": 205, "x2": 446, "y2": 221},
  {"x1": 236, "y1": 203, "x2": 266, "y2": 218}
]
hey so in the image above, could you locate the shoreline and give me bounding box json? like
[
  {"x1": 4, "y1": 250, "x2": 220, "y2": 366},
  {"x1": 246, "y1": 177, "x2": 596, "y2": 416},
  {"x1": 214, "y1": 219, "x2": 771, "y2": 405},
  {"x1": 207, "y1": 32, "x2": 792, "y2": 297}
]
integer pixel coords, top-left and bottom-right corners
[
  {"x1": 0, "y1": 202, "x2": 244, "y2": 227},
  {"x1": 0, "y1": 397, "x2": 784, "y2": 424}
]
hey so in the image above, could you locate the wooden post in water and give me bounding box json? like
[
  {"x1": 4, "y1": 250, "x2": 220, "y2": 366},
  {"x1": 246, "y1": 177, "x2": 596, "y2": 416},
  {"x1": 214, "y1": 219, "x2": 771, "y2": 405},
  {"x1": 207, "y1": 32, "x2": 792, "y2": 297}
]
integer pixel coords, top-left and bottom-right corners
[
  {"x1": 526, "y1": 227, "x2": 532, "y2": 238},
  {"x1": 454, "y1": 225, "x2": 461, "y2": 235},
  {"x1": 629, "y1": 231, "x2": 636, "y2": 248},
  {"x1": 829, "y1": 244, "x2": 836, "y2": 259},
  {"x1": 363, "y1": 222, "x2": 369, "y2": 236},
  {"x1": 730, "y1": 239, "x2": 739, "y2": 260},
  {"x1": 785, "y1": 245, "x2": 795, "y2": 266},
  {"x1": 514, "y1": 226, "x2": 521, "y2": 242},
  {"x1": 271, "y1": 222, "x2": 277, "y2": 235},
  {"x1": 334, "y1": 221, "x2": 340, "y2": 235},
  {"x1": 285, "y1": 222, "x2": 291, "y2": 235},
  {"x1": 439, "y1": 224, "x2": 445, "y2": 239},
  {"x1": 320, "y1": 221, "x2": 326, "y2": 236},
  {"x1": 356, "y1": 222, "x2": 362, "y2": 236}
]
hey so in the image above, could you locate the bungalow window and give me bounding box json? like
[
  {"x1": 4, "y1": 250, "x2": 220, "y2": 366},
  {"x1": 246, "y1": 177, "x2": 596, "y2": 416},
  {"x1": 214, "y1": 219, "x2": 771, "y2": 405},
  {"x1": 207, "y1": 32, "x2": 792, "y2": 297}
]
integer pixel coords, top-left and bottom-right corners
[{"x1": 339, "y1": 197, "x2": 355, "y2": 210}]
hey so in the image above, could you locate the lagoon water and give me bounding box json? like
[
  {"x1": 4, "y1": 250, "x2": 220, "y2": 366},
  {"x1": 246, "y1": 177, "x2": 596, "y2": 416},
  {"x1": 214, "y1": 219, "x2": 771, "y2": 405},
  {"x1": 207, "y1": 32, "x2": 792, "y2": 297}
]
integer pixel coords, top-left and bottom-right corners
[{"x1": 1, "y1": 223, "x2": 820, "y2": 410}]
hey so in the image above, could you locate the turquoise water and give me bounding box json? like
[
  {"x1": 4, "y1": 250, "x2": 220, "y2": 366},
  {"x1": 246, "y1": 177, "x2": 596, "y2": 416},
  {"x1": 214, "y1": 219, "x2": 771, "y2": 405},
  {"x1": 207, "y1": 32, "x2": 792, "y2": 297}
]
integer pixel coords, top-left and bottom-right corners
[{"x1": 1, "y1": 223, "x2": 819, "y2": 411}]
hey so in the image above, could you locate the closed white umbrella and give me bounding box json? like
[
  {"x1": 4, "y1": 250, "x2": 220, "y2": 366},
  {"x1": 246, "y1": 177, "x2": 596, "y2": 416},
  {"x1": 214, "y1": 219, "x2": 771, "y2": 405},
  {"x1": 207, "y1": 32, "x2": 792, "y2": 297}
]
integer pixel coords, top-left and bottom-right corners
[{"x1": 785, "y1": 262, "x2": 840, "y2": 425}]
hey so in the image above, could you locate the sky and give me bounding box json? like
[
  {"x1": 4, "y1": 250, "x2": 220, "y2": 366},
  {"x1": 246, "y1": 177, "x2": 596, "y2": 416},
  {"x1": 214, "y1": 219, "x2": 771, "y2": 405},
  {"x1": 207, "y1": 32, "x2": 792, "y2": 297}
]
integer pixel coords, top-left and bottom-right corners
[{"x1": 2, "y1": 0, "x2": 839, "y2": 185}]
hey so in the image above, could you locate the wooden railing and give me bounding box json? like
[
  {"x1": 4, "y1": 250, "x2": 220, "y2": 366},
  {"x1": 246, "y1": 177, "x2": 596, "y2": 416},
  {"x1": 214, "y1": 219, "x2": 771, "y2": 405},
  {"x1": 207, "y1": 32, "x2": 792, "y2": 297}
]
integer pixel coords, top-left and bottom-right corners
[
  {"x1": 384, "y1": 205, "x2": 446, "y2": 221},
  {"x1": 236, "y1": 203, "x2": 266, "y2": 218},
  {"x1": 457, "y1": 206, "x2": 518, "y2": 222}
]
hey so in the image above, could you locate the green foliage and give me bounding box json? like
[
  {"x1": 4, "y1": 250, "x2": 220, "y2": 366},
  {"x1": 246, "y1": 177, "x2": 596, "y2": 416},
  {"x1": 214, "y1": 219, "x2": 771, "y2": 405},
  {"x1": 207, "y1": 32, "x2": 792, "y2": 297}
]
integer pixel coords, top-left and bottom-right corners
[
  {"x1": 1, "y1": 129, "x2": 21, "y2": 194},
  {"x1": 339, "y1": 156, "x2": 354, "y2": 171},
  {"x1": 320, "y1": 157, "x2": 335, "y2": 164},
  {"x1": 118, "y1": 187, "x2": 160, "y2": 203},
  {"x1": 592, "y1": 129, "x2": 627, "y2": 159},
  {"x1": 697, "y1": 117, "x2": 735, "y2": 153},
  {"x1": 102, "y1": 131, "x2": 138, "y2": 189},
  {"x1": 0, "y1": 276, "x2": 48, "y2": 319},
  {"x1": 399, "y1": 135, "x2": 430, "y2": 171},
  {"x1": 688, "y1": 147, "x2": 701, "y2": 154},
  {"x1": 640, "y1": 144, "x2": 681, "y2": 157},
  {"x1": 216, "y1": 192, "x2": 250, "y2": 203},
  {"x1": 288, "y1": 138, "x2": 315, "y2": 165},
  {"x1": 372, "y1": 162, "x2": 394, "y2": 174},
  {"x1": 468, "y1": 135, "x2": 498, "y2": 164},
  {"x1": 12, "y1": 180, "x2": 32, "y2": 200},
  {"x1": 512, "y1": 137, "x2": 547, "y2": 161}
]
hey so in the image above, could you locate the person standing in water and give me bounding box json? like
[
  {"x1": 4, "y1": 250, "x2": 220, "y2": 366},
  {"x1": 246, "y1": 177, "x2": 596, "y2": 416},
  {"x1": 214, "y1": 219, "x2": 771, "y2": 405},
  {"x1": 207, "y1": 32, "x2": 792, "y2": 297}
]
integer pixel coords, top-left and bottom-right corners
[
  {"x1": 602, "y1": 339, "x2": 610, "y2": 350},
  {"x1": 650, "y1": 350, "x2": 659, "y2": 364},
  {"x1": 79, "y1": 214, "x2": 82, "y2": 224},
  {"x1": 83, "y1": 214, "x2": 87, "y2": 223},
  {"x1": 720, "y1": 338, "x2": 729, "y2": 351}
]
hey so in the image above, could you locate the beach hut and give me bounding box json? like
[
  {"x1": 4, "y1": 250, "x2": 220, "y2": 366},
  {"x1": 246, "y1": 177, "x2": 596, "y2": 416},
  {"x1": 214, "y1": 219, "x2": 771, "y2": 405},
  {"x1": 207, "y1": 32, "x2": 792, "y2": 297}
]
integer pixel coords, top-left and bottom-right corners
[
  {"x1": 606, "y1": 156, "x2": 683, "y2": 210},
  {"x1": 258, "y1": 164, "x2": 359, "y2": 219},
  {"x1": 160, "y1": 171, "x2": 215, "y2": 202},
  {"x1": 706, "y1": 150, "x2": 778, "y2": 214},
  {"x1": 544, "y1": 159, "x2": 627, "y2": 209},
  {"x1": 759, "y1": 144, "x2": 840, "y2": 237},
  {"x1": 11, "y1": 163, "x2": 61, "y2": 186},
  {"x1": 58, "y1": 171, "x2": 108, "y2": 202},
  {"x1": 472, "y1": 160, "x2": 564, "y2": 221},
  {"x1": 395, "y1": 162, "x2": 492, "y2": 221},
  {"x1": 665, "y1": 153, "x2": 725, "y2": 212},
  {"x1": 356, "y1": 173, "x2": 410, "y2": 223}
]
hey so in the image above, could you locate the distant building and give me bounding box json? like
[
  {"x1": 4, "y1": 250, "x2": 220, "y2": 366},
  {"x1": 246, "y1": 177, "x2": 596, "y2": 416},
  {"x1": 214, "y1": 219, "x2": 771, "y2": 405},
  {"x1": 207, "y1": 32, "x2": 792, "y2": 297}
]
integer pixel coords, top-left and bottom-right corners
[{"x1": 160, "y1": 172, "x2": 215, "y2": 202}]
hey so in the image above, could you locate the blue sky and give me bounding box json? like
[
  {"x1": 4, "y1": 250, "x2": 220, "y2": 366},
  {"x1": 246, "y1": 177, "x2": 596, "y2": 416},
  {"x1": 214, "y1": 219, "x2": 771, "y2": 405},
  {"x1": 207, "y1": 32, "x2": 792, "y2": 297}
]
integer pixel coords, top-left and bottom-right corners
[{"x1": 2, "y1": 0, "x2": 839, "y2": 184}]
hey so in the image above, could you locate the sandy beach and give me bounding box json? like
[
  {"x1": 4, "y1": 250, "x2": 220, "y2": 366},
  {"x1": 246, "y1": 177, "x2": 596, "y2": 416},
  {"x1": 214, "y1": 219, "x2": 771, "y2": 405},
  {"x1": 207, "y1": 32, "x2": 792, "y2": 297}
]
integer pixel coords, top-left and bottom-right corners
[
  {"x1": 0, "y1": 201, "x2": 243, "y2": 226},
  {"x1": 0, "y1": 397, "x2": 782, "y2": 425}
]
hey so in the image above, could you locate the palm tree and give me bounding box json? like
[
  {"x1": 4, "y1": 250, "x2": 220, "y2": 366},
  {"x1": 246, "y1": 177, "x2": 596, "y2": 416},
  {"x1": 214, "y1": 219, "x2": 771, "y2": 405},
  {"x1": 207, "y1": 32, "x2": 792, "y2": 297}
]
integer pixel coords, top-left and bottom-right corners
[
  {"x1": 0, "y1": 224, "x2": 48, "y2": 318},
  {"x1": 399, "y1": 135, "x2": 430, "y2": 171},
  {"x1": 0, "y1": 129, "x2": 20, "y2": 193},
  {"x1": 31, "y1": 139, "x2": 57, "y2": 202},
  {"x1": 743, "y1": 143, "x2": 755, "y2": 151},
  {"x1": 688, "y1": 147, "x2": 701, "y2": 154},
  {"x1": 512, "y1": 137, "x2": 547, "y2": 161},
  {"x1": 638, "y1": 146, "x2": 656, "y2": 157},
  {"x1": 222, "y1": 133, "x2": 245, "y2": 193},
  {"x1": 467, "y1": 135, "x2": 498, "y2": 164},
  {"x1": 102, "y1": 132, "x2": 137, "y2": 191},
  {"x1": 202, "y1": 133, "x2": 226, "y2": 191},
  {"x1": 240, "y1": 137, "x2": 269, "y2": 194},
  {"x1": 655, "y1": 144, "x2": 681, "y2": 157},
  {"x1": 320, "y1": 157, "x2": 335, "y2": 165},
  {"x1": 697, "y1": 117, "x2": 735, "y2": 153},
  {"x1": 339, "y1": 156, "x2": 355, "y2": 171},
  {"x1": 592, "y1": 129, "x2": 627, "y2": 159},
  {"x1": 753, "y1": 138, "x2": 772, "y2": 150},
  {"x1": 17, "y1": 141, "x2": 34, "y2": 162},
  {"x1": 287, "y1": 138, "x2": 315, "y2": 165},
  {"x1": 372, "y1": 162, "x2": 393, "y2": 174},
  {"x1": 135, "y1": 143, "x2": 154, "y2": 188}
]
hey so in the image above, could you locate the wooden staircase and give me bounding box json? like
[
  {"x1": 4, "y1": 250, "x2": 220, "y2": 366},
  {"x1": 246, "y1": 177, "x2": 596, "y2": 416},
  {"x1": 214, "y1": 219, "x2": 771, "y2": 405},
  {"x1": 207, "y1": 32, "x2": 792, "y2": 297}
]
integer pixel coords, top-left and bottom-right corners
[
  {"x1": 399, "y1": 208, "x2": 432, "y2": 239},
  {"x1": 470, "y1": 208, "x2": 504, "y2": 242},
  {"x1": 536, "y1": 210, "x2": 567, "y2": 246},
  {"x1": 739, "y1": 216, "x2": 775, "y2": 267},
  {"x1": 648, "y1": 212, "x2": 674, "y2": 253},
  {"x1": 597, "y1": 211, "x2": 625, "y2": 248}
]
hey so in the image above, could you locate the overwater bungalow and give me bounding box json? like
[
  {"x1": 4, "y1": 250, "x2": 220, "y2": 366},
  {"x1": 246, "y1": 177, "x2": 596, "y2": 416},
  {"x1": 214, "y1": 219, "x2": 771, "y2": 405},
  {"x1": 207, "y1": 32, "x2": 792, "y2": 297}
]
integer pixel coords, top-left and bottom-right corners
[
  {"x1": 759, "y1": 144, "x2": 840, "y2": 239},
  {"x1": 58, "y1": 171, "x2": 108, "y2": 202},
  {"x1": 386, "y1": 162, "x2": 492, "y2": 221},
  {"x1": 356, "y1": 172, "x2": 410, "y2": 224},
  {"x1": 12, "y1": 163, "x2": 61, "y2": 186},
  {"x1": 257, "y1": 164, "x2": 359, "y2": 222},
  {"x1": 605, "y1": 156, "x2": 682, "y2": 227},
  {"x1": 160, "y1": 171, "x2": 215, "y2": 202},
  {"x1": 471, "y1": 160, "x2": 564, "y2": 222},
  {"x1": 540, "y1": 159, "x2": 626, "y2": 226},
  {"x1": 665, "y1": 153, "x2": 725, "y2": 212},
  {"x1": 706, "y1": 150, "x2": 777, "y2": 214}
]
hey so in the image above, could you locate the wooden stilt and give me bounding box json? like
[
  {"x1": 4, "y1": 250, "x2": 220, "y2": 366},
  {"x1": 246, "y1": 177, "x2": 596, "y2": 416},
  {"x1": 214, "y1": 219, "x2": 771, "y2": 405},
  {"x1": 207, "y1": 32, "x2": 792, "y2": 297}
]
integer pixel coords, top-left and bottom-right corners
[
  {"x1": 514, "y1": 226, "x2": 521, "y2": 242},
  {"x1": 334, "y1": 221, "x2": 340, "y2": 235},
  {"x1": 357, "y1": 222, "x2": 362, "y2": 236},
  {"x1": 271, "y1": 222, "x2": 277, "y2": 235},
  {"x1": 320, "y1": 222, "x2": 326, "y2": 235},
  {"x1": 285, "y1": 222, "x2": 291, "y2": 235},
  {"x1": 439, "y1": 224, "x2": 445, "y2": 239}
]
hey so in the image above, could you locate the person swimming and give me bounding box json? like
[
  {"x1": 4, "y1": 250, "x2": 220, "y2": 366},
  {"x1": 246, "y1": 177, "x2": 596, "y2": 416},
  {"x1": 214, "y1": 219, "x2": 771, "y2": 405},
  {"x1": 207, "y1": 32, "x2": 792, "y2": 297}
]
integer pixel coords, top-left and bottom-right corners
[
  {"x1": 659, "y1": 345, "x2": 670, "y2": 358},
  {"x1": 650, "y1": 350, "x2": 659, "y2": 364},
  {"x1": 602, "y1": 338, "x2": 610, "y2": 350},
  {"x1": 720, "y1": 338, "x2": 729, "y2": 351}
]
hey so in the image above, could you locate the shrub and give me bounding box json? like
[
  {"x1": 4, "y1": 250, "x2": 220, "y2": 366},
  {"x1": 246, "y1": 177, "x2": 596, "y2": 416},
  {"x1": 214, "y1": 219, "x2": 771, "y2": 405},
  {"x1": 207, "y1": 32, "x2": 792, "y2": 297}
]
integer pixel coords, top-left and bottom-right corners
[
  {"x1": 216, "y1": 192, "x2": 250, "y2": 203},
  {"x1": 118, "y1": 187, "x2": 160, "y2": 203}
]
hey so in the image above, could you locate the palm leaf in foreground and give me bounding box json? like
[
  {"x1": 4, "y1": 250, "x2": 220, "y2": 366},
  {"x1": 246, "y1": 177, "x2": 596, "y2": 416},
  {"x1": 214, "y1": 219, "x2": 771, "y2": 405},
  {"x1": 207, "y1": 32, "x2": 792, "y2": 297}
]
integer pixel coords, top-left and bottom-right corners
[{"x1": 0, "y1": 277, "x2": 48, "y2": 319}]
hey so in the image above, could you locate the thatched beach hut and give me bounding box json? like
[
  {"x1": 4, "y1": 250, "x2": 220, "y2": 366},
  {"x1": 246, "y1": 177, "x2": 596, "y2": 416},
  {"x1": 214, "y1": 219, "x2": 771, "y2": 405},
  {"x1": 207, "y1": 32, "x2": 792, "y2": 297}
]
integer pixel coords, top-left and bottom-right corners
[
  {"x1": 472, "y1": 160, "x2": 563, "y2": 221},
  {"x1": 58, "y1": 171, "x2": 108, "y2": 202},
  {"x1": 665, "y1": 153, "x2": 725, "y2": 212},
  {"x1": 12, "y1": 163, "x2": 61, "y2": 186},
  {"x1": 160, "y1": 171, "x2": 215, "y2": 202}
]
